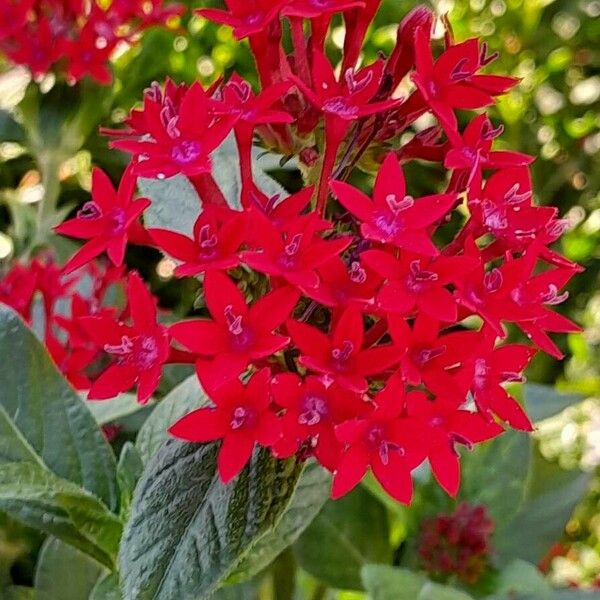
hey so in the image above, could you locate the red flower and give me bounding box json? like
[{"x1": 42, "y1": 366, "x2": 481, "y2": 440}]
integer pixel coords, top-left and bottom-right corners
[
  {"x1": 213, "y1": 75, "x2": 294, "y2": 187},
  {"x1": 55, "y1": 167, "x2": 151, "y2": 274},
  {"x1": 445, "y1": 114, "x2": 534, "y2": 174},
  {"x1": 197, "y1": 0, "x2": 289, "y2": 39},
  {"x1": 468, "y1": 167, "x2": 556, "y2": 252},
  {"x1": 241, "y1": 213, "x2": 351, "y2": 290},
  {"x1": 0, "y1": 263, "x2": 37, "y2": 320},
  {"x1": 362, "y1": 249, "x2": 476, "y2": 322},
  {"x1": 463, "y1": 331, "x2": 536, "y2": 431},
  {"x1": 332, "y1": 374, "x2": 427, "y2": 502},
  {"x1": 169, "y1": 368, "x2": 281, "y2": 483},
  {"x1": 283, "y1": 0, "x2": 364, "y2": 18},
  {"x1": 388, "y1": 313, "x2": 476, "y2": 402},
  {"x1": 170, "y1": 271, "x2": 299, "y2": 391},
  {"x1": 413, "y1": 27, "x2": 518, "y2": 134},
  {"x1": 271, "y1": 373, "x2": 368, "y2": 470},
  {"x1": 149, "y1": 205, "x2": 248, "y2": 276},
  {"x1": 405, "y1": 390, "x2": 503, "y2": 496},
  {"x1": 305, "y1": 255, "x2": 382, "y2": 309},
  {"x1": 79, "y1": 272, "x2": 170, "y2": 404},
  {"x1": 287, "y1": 306, "x2": 400, "y2": 392},
  {"x1": 112, "y1": 83, "x2": 235, "y2": 179},
  {"x1": 292, "y1": 52, "x2": 397, "y2": 121},
  {"x1": 331, "y1": 153, "x2": 457, "y2": 255}
]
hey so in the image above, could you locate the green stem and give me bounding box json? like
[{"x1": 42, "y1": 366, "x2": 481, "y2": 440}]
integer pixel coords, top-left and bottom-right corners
[
  {"x1": 312, "y1": 583, "x2": 328, "y2": 600},
  {"x1": 34, "y1": 154, "x2": 62, "y2": 248},
  {"x1": 271, "y1": 547, "x2": 296, "y2": 600}
]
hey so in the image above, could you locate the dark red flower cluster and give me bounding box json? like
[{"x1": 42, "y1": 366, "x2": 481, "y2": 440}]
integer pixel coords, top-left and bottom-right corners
[
  {"x1": 0, "y1": 0, "x2": 183, "y2": 84},
  {"x1": 0, "y1": 255, "x2": 126, "y2": 389},
  {"x1": 418, "y1": 502, "x2": 494, "y2": 584},
  {"x1": 6, "y1": 1, "x2": 579, "y2": 502}
]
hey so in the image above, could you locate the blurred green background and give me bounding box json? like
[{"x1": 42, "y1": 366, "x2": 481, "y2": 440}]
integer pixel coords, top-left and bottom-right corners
[{"x1": 0, "y1": 0, "x2": 598, "y2": 591}]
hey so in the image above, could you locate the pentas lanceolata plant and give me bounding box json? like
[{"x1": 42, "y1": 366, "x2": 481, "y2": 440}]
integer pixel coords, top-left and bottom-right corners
[
  {"x1": 0, "y1": 0, "x2": 183, "y2": 84},
  {"x1": 1, "y1": 1, "x2": 582, "y2": 504}
]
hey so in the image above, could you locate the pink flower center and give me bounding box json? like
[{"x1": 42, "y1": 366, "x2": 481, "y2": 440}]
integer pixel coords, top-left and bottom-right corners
[
  {"x1": 104, "y1": 334, "x2": 160, "y2": 370},
  {"x1": 473, "y1": 358, "x2": 489, "y2": 389},
  {"x1": 412, "y1": 345, "x2": 446, "y2": 367},
  {"x1": 298, "y1": 394, "x2": 329, "y2": 426},
  {"x1": 224, "y1": 305, "x2": 254, "y2": 351},
  {"x1": 230, "y1": 405, "x2": 257, "y2": 430},
  {"x1": 198, "y1": 224, "x2": 219, "y2": 260},
  {"x1": 366, "y1": 425, "x2": 405, "y2": 465},
  {"x1": 278, "y1": 233, "x2": 303, "y2": 269},
  {"x1": 171, "y1": 140, "x2": 202, "y2": 164},
  {"x1": 78, "y1": 201, "x2": 102, "y2": 220},
  {"x1": 331, "y1": 340, "x2": 354, "y2": 369},
  {"x1": 406, "y1": 260, "x2": 438, "y2": 293},
  {"x1": 108, "y1": 208, "x2": 127, "y2": 235},
  {"x1": 322, "y1": 97, "x2": 360, "y2": 118},
  {"x1": 349, "y1": 261, "x2": 367, "y2": 284}
]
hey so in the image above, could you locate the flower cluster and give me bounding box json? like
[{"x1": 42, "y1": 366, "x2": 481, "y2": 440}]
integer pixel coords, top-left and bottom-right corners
[
  {"x1": 0, "y1": 255, "x2": 125, "y2": 389},
  {"x1": 418, "y1": 502, "x2": 494, "y2": 584},
  {"x1": 0, "y1": 0, "x2": 183, "y2": 83},
  {"x1": 3, "y1": 1, "x2": 581, "y2": 503}
]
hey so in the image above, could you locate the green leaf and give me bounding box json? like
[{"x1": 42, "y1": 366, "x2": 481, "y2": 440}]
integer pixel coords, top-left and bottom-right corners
[
  {"x1": 18, "y1": 79, "x2": 112, "y2": 160},
  {"x1": 418, "y1": 582, "x2": 474, "y2": 600},
  {"x1": 494, "y1": 560, "x2": 552, "y2": 598},
  {"x1": 119, "y1": 439, "x2": 302, "y2": 599},
  {"x1": 139, "y1": 174, "x2": 201, "y2": 238},
  {"x1": 136, "y1": 375, "x2": 208, "y2": 463},
  {"x1": 523, "y1": 384, "x2": 583, "y2": 422},
  {"x1": 0, "y1": 463, "x2": 122, "y2": 569},
  {"x1": 90, "y1": 573, "x2": 122, "y2": 600},
  {"x1": 3, "y1": 587, "x2": 35, "y2": 600},
  {"x1": 211, "y1": 581, "x2": 259, "y2": 600},
  {"x1": 87, "y1": 394, "x2": 147, "y2": 426},
  {"x1": 229, "y1": 462, "x2": 331, "y2": 583},
  {"x1": 117, "y1": 442, "x2": 144, "y2": 520},
  {"x1": 0, "y1": 109, "x2": 26, "y2": 143},
  {"x1": 459, "y1": 430, "x2": 531, "y2": 527},
  {"x1": 294, "y1": 486, "x2": 391, "y2": 590},
  {"x1": 34, "y1": 537, "x2": 105, "y2": 600},
  {"x1": 0, "y1": 306, "x2": 118, "y2": 510},
  {"x1": 494, "y1": 448, "x2": 590, "y2": 565},
  {"x1": 361, "y1": 565, "x2": 427, "y2": 600}
]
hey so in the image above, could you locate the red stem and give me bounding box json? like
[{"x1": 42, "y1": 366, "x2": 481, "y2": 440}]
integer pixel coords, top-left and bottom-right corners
[
  {"x1": 190, "y1": 173, "x2": 228, "y2": 208},
  {"x1": 316, "y1": 117, "x2": 348, "y2": 216},
  {"x1": 364, "y1": 317, "x2": 389, "y2": 348},
  {"x1": 291, "y1": 17, "x2": 312, "y2": 85}
]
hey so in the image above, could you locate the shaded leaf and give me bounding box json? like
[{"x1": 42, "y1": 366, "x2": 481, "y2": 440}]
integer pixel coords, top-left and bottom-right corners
[
  {"x1": 362, "y1": 565, "x2": 427, "y2": 600},
  {"x1": 0, "y1": 109, "x2": 26, "y2": 143},
  {"x1": 90, "y1": 573, "x2": 122, "y2": 600},
  {"x1": 0, "y1": 306, "x2": 118, "y2": 510},
  {"x1": 523, "y1": 384, "x2": 583, "y2": 422},
  {"x1": 494, "y1": 559, "x2": 552, "y2": 598},
  {"x1": 0, "y1": 463, "x2": 122, "y2": 569},
  {"x1": 459, "y1": 430, "x2": 531, "y2": 527},
  {"x1": 119, "y1": 439, "x2": 302, "y2": 599},
  {"x1": 294, "y1": 486, "x2": 391, "y2": 590},
  {"x1": 34, "y1": 537, "x2": 104, "y2": 600},
  {"x1": 136, "y1": 375, "x2": 208, "y2": 463},
  {"x1": 495, "y1": 448, "x2": 590, "y2": 566},
  {"x1": 117, "y1": 443, "x2": 144, "y2": 520},
  {"x1": 229, "y1": 462, "x2": 331, "y2": 583},
  {"x1": 87, "y1": 394, "x2": 147, "y2": 426}
]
